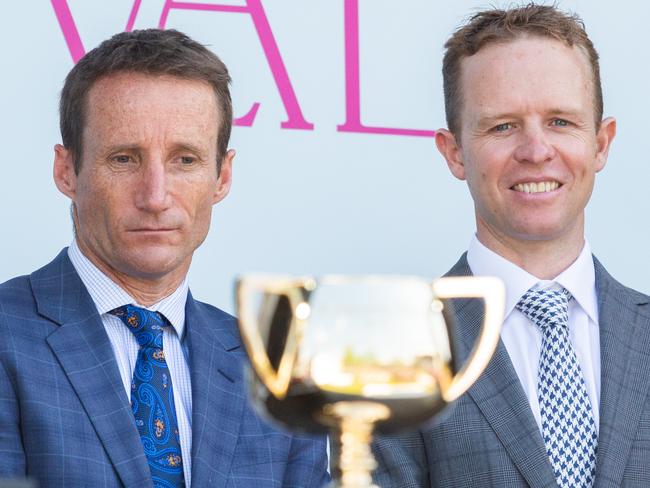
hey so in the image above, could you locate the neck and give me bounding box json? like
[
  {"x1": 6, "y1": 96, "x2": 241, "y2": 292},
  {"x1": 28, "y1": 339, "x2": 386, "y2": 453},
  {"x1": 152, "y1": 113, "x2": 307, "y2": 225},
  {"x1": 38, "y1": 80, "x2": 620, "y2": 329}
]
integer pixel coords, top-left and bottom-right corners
[
  {"x1": 76, "y1": 240, "x2": 187, "y2": 307},
  {"x1": 103, "y1": 272, "x2": 183, "y2": 307},
  {"x1": 476, "y1": 228, "x2": 584, "y2": 280}
]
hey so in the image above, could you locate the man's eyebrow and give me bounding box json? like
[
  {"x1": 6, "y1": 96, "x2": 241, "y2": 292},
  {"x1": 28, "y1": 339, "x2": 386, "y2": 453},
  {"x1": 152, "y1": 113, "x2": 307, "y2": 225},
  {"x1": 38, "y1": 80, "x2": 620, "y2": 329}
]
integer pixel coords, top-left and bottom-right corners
[
  {"x1": 546, "y1": 108, "x2": 586, "y2": 119},
  {"x1": 104, "y1": 144, "x2": 141, "y2": 154},
  {"x1": 172, "y1": 143, "x2": 209, "y2": 157},
  {"x1": 475, "y1": 113, "x2": 518, "y2": 127},
  {"x1": 103, "y1": 143, "x2": 210, "y2": 157},
  {"x1": 476, "y1": 108, "x2": 586, "y2": 126}
]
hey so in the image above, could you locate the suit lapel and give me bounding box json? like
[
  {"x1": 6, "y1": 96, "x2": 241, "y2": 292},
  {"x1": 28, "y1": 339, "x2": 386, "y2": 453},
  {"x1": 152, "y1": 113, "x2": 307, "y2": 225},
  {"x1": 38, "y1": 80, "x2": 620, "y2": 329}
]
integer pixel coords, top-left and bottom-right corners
[
  {"x1": 186, "y1": 294, "x2": 245, "y2": 488},
  {"x1": 593, "y1": 259, "x2": 650, "y2": 487},
  {"x1": 33, "y1": 250, "x2": 152, "y2": 488},
  {"x1": 447, "y1": 255, "x2": 557, "y2": 486}
]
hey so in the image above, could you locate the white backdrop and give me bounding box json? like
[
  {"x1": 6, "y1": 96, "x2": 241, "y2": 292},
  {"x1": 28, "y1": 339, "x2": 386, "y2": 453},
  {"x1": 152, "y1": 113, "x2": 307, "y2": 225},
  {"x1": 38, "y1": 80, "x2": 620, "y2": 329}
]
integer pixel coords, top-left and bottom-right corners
[{"x1": 1, "y1": 0, "x2": 648, "y2": 312}]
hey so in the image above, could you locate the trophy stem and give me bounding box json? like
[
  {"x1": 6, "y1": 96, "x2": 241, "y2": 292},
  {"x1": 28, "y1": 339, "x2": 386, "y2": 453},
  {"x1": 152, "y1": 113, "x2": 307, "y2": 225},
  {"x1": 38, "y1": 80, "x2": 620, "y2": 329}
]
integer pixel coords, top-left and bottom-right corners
[{"x1": 324, "y1": 401, "x2": 390, "y2": 488}]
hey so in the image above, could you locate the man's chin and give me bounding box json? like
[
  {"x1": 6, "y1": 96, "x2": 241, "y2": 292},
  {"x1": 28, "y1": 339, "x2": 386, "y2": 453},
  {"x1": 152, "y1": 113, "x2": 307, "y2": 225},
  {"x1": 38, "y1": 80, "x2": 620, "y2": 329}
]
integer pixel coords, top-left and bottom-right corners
[
  {"x1": 118, "y1": 251, "x2": 191, "y2": 282},
  {"x1": 509, "y1": 222, "x2": 579, "y2": 244}
]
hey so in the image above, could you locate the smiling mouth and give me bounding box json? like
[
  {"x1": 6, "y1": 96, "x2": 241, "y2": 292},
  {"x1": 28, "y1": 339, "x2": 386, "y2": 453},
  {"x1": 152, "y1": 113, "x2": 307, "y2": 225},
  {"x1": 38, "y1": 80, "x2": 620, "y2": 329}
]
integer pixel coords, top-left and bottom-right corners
[{"x1": 512, "y1": 181, "x2": 560, "y2": 194}]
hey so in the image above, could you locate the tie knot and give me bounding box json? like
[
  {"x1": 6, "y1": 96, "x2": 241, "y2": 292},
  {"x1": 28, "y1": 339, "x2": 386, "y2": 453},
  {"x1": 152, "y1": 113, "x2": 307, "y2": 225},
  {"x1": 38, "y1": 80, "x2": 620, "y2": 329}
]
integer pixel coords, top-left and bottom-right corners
[
  {"x1": 516, "y1": 287, "x2": 572, "y2": 331},
  {"x1": 109, "y1": 304, "x2": 167, "y2": 349}
]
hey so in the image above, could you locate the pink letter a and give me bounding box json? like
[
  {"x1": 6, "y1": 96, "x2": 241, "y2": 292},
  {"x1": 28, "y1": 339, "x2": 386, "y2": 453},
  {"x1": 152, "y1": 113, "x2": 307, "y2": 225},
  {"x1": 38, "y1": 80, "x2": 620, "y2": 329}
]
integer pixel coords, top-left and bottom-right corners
[
  {"x1": 159, "y1": 0, "x2": 313, "y2": 129},
  {"x1": 50, "y1": 0, "x2": 313, "y2": 129}
]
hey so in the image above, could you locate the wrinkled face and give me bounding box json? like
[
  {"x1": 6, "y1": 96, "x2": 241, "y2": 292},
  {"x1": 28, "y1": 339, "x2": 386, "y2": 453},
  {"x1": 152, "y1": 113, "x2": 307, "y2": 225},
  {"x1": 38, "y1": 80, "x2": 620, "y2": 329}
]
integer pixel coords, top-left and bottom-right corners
[
  {"x1": 439, "y1": 37, "x2": 615, "y2": 252},
  {"x1": 55, "y1": 72, "x2": 232, "y2": 282}
]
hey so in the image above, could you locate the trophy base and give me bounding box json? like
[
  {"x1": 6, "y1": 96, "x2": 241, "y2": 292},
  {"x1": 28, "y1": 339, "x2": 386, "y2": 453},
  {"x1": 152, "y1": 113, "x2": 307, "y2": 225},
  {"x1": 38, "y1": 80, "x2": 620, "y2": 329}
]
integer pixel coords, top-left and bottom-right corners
[
  {"x1": 323, "y1": 401, "x2": 390, "y2": 488},
  {"x1": 262, "y1": 385, "x2": 445, "y2": 434}
]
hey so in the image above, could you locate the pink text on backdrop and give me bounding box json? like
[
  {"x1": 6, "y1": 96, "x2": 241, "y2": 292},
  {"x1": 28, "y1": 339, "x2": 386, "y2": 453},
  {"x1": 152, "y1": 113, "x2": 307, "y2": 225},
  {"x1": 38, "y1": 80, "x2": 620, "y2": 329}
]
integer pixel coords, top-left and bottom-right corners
[
  {"x1": 50, "y1": 0, "x2": 435, "y2": 137},
  {"x1": 337, "y1": 0, "x2": 435, "y2": 137},
  {"x1": 50, "y1": 0, "x2": 311, "y2": 129}
]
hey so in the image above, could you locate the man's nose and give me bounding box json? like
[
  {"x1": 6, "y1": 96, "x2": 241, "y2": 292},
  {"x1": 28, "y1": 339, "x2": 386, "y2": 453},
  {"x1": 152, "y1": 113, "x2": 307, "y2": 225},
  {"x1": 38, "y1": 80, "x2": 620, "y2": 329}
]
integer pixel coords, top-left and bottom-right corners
[
  {"x1": 513, "y1": 126, "x2": 556, "y2": 164},
  {"x1": 136, "y1": 159, "x2": 171, "y2": 212}
]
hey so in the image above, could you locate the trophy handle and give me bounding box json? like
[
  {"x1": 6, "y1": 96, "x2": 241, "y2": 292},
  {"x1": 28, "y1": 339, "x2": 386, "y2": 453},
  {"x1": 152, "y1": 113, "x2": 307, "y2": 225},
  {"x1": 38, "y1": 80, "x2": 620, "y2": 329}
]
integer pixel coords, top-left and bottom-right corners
[
  {"x1": 432, "y1": 276, "x2": 505, "y2": 402},
  {"x1": 236, "y1": 276, "x2": 316, "y2": 399}
]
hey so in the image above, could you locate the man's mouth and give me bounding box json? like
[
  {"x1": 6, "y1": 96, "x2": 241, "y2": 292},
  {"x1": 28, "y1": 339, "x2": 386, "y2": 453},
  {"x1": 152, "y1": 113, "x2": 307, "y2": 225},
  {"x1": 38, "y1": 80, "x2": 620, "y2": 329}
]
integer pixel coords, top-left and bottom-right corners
[
  {"x1": 511, "y1": 181, "x2": 560, "y2": 194},
  {"x1": 128, "y1": 228, "x2": 177, "y2": 233}
]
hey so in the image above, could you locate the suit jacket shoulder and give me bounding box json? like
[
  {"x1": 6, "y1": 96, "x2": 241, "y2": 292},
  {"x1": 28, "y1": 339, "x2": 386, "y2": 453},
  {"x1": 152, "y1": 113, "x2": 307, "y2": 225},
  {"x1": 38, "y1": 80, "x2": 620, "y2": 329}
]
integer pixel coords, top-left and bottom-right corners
[
  {"x1": 373, "y1": 252, "x2": 650, "y2": 488},
  {"x1": 0, "y1": 250, "x2": 330, "y2": 487},
  {"x1": 189, "y1": 296, "x2": 236, "y2": 321},
  {"x1": 593, "y1": 256, "x2": 650, "y2": 308},
  {"x1": 0, "y1": 249, "x2": 155, "y2": 486},
  {"x1": 0, "y1": 272, "x2": 39, "y2": 324}
]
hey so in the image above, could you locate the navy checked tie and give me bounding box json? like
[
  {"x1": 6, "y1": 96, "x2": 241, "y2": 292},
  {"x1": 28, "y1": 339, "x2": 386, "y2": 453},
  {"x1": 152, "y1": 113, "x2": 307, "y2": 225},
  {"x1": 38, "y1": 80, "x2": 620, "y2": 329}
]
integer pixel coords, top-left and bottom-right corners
[
  {"x1": 110, "y1": 305, "x2": 185, "y2": 488},
  {"x1": 516, "y1": 288, "x2": 597, "y2": 487}
]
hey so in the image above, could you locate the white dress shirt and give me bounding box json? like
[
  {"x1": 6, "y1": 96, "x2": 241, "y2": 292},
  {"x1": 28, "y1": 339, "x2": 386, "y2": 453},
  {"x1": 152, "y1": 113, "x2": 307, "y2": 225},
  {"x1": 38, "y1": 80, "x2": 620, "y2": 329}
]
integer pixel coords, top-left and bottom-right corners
[
  {"x1": 466, "y1": 235, "x2": 601, "y2": 433},
  {"x1": 68, "y1": 239, "x2": 194, "y2": 485}
]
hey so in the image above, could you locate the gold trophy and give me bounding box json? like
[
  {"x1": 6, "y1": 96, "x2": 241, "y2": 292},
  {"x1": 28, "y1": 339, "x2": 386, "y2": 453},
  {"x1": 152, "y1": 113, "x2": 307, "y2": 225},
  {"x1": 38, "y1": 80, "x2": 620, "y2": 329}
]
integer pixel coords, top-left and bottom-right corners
[{"x1": 236, "y1": 275, "x2": 504, "y2": 487}]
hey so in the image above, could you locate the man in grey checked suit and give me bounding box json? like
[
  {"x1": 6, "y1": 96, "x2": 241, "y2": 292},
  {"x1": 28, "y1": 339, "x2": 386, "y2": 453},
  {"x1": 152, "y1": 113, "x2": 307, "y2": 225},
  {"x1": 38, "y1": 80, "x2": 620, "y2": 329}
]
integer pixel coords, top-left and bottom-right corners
[
  {"x1": 374, "y1": 4, "x2": 650, "y2": 487},
  {"x1": 0, "y1": 29, "x2": 329, "y2": 487}
]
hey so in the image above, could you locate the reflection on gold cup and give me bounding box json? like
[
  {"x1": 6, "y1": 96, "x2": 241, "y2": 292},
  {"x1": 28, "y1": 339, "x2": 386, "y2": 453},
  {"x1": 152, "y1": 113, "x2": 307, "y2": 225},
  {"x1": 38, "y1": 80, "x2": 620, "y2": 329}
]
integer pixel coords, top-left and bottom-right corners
[{"x1": 236, "y1": 275, "x2": 504, "y2": 488}]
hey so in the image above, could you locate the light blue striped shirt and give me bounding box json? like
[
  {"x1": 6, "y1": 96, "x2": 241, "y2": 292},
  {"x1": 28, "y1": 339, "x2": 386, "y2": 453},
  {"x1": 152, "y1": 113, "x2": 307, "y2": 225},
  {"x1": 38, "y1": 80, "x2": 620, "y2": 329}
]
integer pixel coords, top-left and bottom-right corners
[{"x1": 68, "y1": 239, "x2": 194, "y2": 486}]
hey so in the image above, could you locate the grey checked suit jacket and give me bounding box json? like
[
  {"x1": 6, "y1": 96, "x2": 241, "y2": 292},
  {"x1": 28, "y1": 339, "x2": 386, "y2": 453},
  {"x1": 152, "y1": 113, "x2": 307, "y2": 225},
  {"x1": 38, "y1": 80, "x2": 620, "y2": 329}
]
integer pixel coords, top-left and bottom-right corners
[
  {"x1": 0, "y1": 249, "x2": 330, "y2": 487},
  {"x1": 373, "y1": 253, "x2": 650, "y2": 487}
]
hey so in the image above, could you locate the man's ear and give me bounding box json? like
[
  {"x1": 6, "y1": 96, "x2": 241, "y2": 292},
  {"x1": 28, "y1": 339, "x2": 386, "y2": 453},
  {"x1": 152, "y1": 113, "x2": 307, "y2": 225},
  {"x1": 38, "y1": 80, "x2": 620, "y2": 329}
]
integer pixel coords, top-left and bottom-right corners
[
  {"x1": 435, "y1": 129, "x2": 466, "y2": 181},
  {"x1": 213, "y1": 149, "x2": 235, "y2": 204},
  {"x1": 53, "y1": 144, "x2": 78, "y2": 200},
  {"x1": 594, "y1": 117, "x2": 616, "y2": 173}
]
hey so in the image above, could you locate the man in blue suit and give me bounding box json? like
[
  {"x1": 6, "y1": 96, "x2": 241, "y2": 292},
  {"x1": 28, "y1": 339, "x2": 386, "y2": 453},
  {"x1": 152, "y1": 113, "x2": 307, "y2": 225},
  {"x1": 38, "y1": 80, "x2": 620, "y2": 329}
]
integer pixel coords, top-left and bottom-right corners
[
  {"x1": 0, "y1": 29, "x2": 329, "y2": 487},
  {"x1": 374, "y1": 4, "x2": 650, "y2": 487}
]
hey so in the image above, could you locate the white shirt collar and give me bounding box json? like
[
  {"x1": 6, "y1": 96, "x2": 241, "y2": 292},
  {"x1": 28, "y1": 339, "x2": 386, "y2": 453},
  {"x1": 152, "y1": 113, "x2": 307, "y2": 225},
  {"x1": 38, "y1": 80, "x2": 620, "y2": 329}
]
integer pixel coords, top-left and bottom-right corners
[
  {"x1": 67, "y1": 238, "x2": 188, "y2": 338},
  {"x1": 466, "y1": 235, "x2": 598, "y2": 324}
]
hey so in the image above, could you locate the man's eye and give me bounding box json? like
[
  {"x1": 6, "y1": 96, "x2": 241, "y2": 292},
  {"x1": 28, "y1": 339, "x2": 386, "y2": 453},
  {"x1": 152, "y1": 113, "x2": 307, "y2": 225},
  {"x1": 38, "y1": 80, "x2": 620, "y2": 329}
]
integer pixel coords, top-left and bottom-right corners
[
  {"x1": 551, "y1": 118, "x2": 569, "y2": 127},
  {"x1": 180, "y1": 156, "x2": 196, "y2": 165},
  {"x1": 113, "y1": 155, "x2": 131, "y2": 164},
  {"x1": 493, "y1": 123, "x2": 513, "y2": 132}
]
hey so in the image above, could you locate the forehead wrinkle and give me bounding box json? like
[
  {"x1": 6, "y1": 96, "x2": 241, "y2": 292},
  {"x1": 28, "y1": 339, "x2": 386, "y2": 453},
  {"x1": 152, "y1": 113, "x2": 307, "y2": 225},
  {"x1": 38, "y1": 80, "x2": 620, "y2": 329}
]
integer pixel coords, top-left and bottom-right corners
[
  {"x1": 459, "y1": 38, "x2": 595, "y2": 130},
  {"x1": 83, "y1": 73, "x2": 219, "y2": 156}
]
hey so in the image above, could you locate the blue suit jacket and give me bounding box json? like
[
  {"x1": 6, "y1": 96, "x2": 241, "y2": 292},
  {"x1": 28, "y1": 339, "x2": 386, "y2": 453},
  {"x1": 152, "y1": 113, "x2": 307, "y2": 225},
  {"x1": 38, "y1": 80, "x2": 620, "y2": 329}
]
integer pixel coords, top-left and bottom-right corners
[
  {"x1": 0, "y1": 250, "x2": 329, "y2": 487},
  {"x1": 373, "y1": 254, "x2": 650, "y2": 487}
]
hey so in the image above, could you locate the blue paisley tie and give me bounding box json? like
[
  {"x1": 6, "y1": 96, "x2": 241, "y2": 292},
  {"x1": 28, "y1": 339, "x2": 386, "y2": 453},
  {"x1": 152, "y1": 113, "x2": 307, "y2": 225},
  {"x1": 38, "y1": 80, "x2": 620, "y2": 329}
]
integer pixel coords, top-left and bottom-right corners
[{"x1": 110, "y1": 305, "x2": 185, "y2": 488}]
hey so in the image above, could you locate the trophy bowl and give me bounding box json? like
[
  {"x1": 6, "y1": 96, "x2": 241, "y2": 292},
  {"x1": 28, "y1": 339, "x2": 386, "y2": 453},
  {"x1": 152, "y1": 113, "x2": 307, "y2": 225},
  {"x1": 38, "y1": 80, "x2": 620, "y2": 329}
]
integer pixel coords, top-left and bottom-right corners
[{"x1": 236, "y1": 275, "x2": 504, "y2": 488}]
